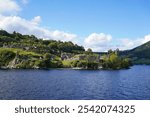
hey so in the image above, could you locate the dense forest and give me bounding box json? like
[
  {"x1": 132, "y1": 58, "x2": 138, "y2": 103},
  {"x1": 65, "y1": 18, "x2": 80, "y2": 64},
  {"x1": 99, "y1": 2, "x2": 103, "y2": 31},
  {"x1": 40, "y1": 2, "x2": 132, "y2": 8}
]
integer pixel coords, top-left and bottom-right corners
[{"x1": 0, "y1": 30, "x2": 133, "y2": 69}]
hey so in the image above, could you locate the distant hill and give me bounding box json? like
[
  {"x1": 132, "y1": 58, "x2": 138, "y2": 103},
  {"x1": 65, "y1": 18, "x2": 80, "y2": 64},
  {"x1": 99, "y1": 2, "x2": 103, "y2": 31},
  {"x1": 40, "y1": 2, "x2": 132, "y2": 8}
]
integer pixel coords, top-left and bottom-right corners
[{"x1": 120, "y1": 41, "x2": 150, "y2": 64}]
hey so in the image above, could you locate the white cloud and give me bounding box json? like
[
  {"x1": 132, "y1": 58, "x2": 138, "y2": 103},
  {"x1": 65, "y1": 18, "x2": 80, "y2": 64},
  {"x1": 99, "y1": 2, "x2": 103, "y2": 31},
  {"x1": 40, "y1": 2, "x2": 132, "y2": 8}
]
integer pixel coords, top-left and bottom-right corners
[
  {"x1": 0, "y1": 15, "x2": 78, "y2": 42},
  {"x1": 50, "y1": 30, "x2": 77, "y2": 41},
  {"x1": 84, "y1": 33, "x2": 112, "y2": 51},
  {"x1": 142, "y1": 35, "x2": 150, "y2": 44},
  {"x1": 119, "y1": 35, "x2": 150, "y2": 50},
  {"x1": 85, "y1": 33, "x2": 112, "y2": 45},
  {"x1": 118, "y1": 38, "x2": 139, "y2": 50},
  {"x1": 31, "y1": 16, "x2": 41, "y2": 25},
  {"x1": 84, "y1": 33, "x2": 150, "y2": 52},
  {"x1": 0, "y1": 0, "x2": 20, "y2": 15}
]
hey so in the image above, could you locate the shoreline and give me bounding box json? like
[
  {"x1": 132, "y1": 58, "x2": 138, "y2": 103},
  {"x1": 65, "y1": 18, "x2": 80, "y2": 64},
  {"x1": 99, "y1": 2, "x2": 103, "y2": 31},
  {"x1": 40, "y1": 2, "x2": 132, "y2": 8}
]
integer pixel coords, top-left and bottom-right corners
[{"x1": 2, "y1": 65, "x2": 149, "y2": 70}]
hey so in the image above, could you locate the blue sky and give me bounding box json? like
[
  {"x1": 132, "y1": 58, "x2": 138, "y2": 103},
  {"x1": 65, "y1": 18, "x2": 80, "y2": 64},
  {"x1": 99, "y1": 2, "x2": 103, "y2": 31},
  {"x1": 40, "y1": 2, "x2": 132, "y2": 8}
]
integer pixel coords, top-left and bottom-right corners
[
  {"x1": 0, "y1": 0, "x2": 150, "y2": 51},
  {"x1": 20, "y1": 0, "x2": 150, "y2": 38}
]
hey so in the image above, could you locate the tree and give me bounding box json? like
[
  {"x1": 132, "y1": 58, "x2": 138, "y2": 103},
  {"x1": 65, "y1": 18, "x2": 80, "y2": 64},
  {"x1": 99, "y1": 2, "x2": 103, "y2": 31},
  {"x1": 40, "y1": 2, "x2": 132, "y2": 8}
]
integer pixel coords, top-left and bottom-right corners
[
  {"x1": 108, "y1": 49, "x2": 113, "y2": 54},
  {"x1": 44, "y1": 53, "x2": 51, "y2": 60},
  {"x1": 86, "y1": 48, "x2": 93, "y2": 55},
  {"x1": 102, "y1": 50, "x2": 131, "y2": 69}
]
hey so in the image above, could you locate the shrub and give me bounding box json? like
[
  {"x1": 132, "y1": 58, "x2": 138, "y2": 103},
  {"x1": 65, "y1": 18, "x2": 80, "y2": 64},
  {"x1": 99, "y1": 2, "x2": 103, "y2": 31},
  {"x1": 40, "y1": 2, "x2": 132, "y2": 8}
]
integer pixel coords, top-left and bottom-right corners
[{"x1": 0, "y1": 50, "x2": 16, "y2": 66}]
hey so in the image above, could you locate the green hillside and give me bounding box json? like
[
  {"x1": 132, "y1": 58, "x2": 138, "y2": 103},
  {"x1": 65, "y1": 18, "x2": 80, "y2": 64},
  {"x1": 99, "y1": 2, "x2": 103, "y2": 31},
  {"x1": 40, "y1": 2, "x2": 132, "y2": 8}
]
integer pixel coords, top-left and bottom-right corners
[
  {"x1": 120, "y1": 41, "x2": 150, "y2": 64},
  {"x1": 0, "y1": 30, "x2": 85, "y2": 69},
  {"x1": 0, "y1": 30, "x2": 132, "y2": 69}
]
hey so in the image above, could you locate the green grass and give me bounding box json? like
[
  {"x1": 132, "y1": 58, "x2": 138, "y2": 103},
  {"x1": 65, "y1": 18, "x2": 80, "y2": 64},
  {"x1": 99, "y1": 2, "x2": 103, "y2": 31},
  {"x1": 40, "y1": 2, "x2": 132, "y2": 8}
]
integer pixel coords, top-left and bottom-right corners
[{"x1": 62, "y1": 60, "x2": 73, "y2": 67}]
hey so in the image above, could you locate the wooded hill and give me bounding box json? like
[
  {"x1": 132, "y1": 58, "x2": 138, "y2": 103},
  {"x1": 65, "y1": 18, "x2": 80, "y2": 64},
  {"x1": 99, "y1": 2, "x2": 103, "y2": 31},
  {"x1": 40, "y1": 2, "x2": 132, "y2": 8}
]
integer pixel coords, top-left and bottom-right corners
[
  {"x1": 0, "y1": 30, "x2": 85, "y2": 69},
  {"x1": 0, "y1": 30, "x2": 138, "y2": 69}
]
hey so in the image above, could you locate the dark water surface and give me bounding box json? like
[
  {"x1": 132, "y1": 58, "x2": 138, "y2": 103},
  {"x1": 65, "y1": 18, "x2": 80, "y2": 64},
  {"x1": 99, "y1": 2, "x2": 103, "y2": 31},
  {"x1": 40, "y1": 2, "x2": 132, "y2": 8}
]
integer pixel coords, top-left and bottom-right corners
[{"x1": 0, "y1": 65, "x2": 150, "y2": 100}]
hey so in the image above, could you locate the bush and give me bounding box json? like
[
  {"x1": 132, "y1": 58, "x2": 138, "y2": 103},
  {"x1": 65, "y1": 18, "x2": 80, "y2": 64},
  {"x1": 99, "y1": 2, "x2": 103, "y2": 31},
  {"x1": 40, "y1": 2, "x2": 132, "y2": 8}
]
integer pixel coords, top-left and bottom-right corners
[
  {"x1": 0, "y1": 50, "x2": 16, "y2": 66},
  {"x1": 34, "y1": 60, "x2": 47, "y2": 68},
  {"x1": 70, "y1": 60, "x2": 79, "y2": 67},
  {"x1": 87, "y1": 62, "x2": 99, "y2": 69},
  {"x1": 77, "y1": 61, "x2": 87, "y2": 68}
]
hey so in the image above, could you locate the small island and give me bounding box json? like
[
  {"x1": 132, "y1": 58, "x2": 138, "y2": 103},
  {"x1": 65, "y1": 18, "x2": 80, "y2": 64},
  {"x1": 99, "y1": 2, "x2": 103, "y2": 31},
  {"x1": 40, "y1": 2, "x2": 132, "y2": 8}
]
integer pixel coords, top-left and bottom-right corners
[{"x1": 0, "y1": 30, "x2": 131, "y2": 70}]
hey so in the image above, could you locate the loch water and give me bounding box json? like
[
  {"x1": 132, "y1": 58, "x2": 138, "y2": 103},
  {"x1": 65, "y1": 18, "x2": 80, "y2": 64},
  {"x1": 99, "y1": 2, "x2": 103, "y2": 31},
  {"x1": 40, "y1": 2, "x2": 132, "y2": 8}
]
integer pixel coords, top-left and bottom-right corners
[{"x1": 0, "y1": 65, "x2": 150, "y2": 100}]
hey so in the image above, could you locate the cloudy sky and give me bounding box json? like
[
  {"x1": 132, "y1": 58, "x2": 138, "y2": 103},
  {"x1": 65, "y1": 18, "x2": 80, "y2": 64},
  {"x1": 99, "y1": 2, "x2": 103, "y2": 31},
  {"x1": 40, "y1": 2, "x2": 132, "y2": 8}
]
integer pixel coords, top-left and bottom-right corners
[{"x1": 0, "y1": 0, "x2": 150, "y2": 52}]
